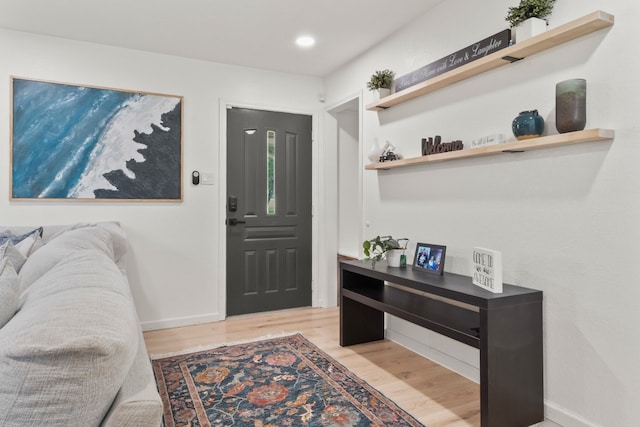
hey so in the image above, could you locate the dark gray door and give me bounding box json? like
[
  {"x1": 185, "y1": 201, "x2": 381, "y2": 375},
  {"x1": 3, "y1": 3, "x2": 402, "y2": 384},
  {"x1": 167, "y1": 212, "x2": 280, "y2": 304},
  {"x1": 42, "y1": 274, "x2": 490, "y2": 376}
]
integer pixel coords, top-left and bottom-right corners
[{"x1": 226, "y1": 108, "x2": 312, "y2": 316}]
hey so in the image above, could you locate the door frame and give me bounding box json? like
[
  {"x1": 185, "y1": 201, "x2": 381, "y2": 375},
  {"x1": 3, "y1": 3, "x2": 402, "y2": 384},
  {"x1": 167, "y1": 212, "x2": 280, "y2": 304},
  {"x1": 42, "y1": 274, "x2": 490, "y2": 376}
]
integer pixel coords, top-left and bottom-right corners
[
  {"x1": 218, "y1": 100, "x2": 321, "y2": 319},
  {"x1": 321, "y1": 91, "x2": 364, "y2": 309},
  {"x1": 325, "y1": 93, "x2": 364, "y2": 259}
]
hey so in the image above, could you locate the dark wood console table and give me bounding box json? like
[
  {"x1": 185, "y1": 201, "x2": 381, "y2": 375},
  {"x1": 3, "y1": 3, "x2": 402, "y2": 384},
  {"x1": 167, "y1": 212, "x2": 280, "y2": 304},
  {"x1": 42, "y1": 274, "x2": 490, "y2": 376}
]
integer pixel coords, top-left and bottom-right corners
[{"x1": 340, "y1": 260, "x2": 543, "y2": 427}]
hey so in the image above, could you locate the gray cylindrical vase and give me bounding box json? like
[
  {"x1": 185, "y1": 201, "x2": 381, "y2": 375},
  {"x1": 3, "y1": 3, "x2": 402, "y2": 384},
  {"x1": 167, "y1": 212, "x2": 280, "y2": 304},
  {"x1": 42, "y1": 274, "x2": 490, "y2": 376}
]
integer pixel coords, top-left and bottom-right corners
[{"x1": 555, "y1": 78, "x2": 586, "y2": 133}]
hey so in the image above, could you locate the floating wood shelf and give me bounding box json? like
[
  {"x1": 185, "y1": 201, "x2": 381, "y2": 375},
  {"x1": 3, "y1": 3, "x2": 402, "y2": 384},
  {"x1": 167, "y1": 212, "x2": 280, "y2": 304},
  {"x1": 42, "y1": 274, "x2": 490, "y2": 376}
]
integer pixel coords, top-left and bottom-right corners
[
  {"x1": 365, "y1": 128, "x2": 614, "y2": 170},
  {"x1": 366, "y1": 11, "x2": 614, "y2": 111}
]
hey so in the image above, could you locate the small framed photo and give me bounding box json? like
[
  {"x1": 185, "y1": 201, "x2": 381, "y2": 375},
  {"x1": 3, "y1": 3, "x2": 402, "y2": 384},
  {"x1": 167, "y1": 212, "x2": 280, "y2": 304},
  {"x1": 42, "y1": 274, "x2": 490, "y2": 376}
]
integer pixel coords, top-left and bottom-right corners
[{"x1": 412, "y1": 242, "x2": 446, "y2": 275}]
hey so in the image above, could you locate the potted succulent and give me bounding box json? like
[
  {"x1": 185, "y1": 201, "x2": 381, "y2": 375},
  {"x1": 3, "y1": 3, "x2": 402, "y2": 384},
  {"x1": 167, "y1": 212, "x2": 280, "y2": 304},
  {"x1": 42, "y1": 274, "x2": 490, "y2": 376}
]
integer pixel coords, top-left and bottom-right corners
[
  {"x1": 366, "y1": 69, "x2": 395, "y2": 99},
  {"x1": 363, "y1": 235, "x2": 409, "y2": 268},
  {"x1": 505, "y1": 0, "x2": 555, "y2": 43}
]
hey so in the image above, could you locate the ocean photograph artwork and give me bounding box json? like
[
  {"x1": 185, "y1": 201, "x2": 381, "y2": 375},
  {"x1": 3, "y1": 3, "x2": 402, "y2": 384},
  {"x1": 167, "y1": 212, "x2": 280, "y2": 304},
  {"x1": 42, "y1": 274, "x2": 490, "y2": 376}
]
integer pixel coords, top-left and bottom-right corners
[{"x1": 11, "y1": 78, "x2": 182, "y2": 200}]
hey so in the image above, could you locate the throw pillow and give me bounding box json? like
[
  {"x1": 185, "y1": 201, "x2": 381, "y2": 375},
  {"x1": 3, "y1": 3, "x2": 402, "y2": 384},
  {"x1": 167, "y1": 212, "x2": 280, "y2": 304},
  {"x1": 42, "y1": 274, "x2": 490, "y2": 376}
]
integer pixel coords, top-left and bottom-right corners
[
  {"x1": 0, "y1": 241, "x2": 27, "y2": 273},
  {"x1": 15, "y1": 232, "x2": 43, "y2": 257},
  {"x1": 0, "y1": 227, "x2": 44, "y2": 257},
  {"x1": 0, "y1": 258, "x2": 20, "y2": 328}
]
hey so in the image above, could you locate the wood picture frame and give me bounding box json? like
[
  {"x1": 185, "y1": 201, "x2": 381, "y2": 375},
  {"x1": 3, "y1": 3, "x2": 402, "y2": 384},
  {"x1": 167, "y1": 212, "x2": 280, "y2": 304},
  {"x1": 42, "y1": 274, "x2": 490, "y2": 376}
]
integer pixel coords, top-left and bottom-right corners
[
  {"x1": 412, "y1": 242, "x2": 446, "y2": 275},
  {"x1": 10, "y1": 77, "x2": 183, "y2": 201}
]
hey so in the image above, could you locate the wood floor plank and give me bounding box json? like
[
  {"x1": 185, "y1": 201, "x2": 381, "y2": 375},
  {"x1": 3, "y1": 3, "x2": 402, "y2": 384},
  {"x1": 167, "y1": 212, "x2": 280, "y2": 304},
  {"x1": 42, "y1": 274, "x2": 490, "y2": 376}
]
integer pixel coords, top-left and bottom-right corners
[{"x1": 143, "y1": 307, "x2": 480, "y2": 426}]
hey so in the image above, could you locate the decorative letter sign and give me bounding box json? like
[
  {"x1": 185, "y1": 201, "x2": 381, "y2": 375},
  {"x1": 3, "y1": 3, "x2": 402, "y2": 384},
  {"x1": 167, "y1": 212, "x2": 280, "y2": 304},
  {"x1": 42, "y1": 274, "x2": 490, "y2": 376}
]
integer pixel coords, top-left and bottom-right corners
[
  {"x1": 472, "y1": 247, "x2": 503, "y2": 293},
  {"x1": 395, "y1": 29, "x2": 511, "y2": 93},
  {"x1": 421, "y1": 135, "x2": 464, "y2": 155}
]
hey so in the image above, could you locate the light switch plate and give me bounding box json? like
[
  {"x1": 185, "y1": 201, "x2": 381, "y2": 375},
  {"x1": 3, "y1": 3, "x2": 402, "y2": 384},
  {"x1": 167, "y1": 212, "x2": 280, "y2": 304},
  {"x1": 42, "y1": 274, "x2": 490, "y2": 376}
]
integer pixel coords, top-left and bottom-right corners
[{"x1": 201, "y1": 172, "x2": 215, "y2": 185}]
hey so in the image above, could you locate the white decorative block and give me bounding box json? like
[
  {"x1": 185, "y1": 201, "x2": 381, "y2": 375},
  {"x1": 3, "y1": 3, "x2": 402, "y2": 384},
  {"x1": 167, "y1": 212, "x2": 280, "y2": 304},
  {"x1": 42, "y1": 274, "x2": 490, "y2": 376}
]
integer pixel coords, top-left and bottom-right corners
[{"x1": 472, "y1": 247, "x2": 503, "y2": 293}]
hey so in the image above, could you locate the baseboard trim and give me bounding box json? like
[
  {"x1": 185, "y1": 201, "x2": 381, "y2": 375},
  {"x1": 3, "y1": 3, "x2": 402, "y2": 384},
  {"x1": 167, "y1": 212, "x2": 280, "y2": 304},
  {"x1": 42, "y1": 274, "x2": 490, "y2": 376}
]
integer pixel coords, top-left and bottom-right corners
[
  {"x1": 140, "y1": 312, "x2": 222, "y2": 331},
  {"x1": 385, "y1": 328, "x2": 480, "y2": 383},
  {"x1": 544, "y1": 400, "x2": 599, "y2": 427}
]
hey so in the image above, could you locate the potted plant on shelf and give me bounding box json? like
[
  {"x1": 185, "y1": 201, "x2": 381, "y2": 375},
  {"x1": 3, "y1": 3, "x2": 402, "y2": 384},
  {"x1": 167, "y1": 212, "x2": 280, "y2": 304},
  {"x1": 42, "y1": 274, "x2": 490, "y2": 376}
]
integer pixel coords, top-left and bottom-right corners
[
  {"x1": 505, "y1": 0, "x2": 555, "y2": 43},
  {"x1": 363, "y1": 235, "x2": 409, "y2": 268},
  {"x1": 366, "y1": 69, "x2": 395, "y2": 99}
]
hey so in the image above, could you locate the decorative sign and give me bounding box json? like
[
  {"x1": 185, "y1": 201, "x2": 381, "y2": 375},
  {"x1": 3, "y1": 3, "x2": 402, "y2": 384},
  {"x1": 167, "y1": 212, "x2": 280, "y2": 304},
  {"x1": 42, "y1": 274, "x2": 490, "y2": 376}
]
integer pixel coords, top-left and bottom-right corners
[
  {"x1": 472, "y1": 247, "x2": 503, "y2": 293},
  {"x1": 422, "y1": 135, "x2": 463, "y2": 155},
  {"x1": 470, "y1": 133, "x2": 507, "y2": 148},
  {"x1": 395, "y1": 29, "x2": 511, "y2": 93}
]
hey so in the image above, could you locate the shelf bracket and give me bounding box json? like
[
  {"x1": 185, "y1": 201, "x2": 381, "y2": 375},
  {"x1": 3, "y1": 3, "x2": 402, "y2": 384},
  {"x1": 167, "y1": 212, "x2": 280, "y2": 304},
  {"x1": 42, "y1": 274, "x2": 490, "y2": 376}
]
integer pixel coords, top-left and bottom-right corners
[{"x1": 502, "y1": 55, "x2": 523, "y2": 63}]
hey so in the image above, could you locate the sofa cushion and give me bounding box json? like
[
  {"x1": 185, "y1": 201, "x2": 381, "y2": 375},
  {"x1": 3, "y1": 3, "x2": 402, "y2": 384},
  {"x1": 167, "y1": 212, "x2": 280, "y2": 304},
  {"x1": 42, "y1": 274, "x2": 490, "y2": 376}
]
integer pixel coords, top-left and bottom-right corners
[
  {"x1": 0, "y1": 241, "x2": 27, "y2": 273},
  {"x1": 18, "y1": 225, "x2": 116, "y2": 293},
  {"x1": 0, "y1": 249, "x2": 140, "y2": 426},
  {"x1": 0, "y1": 258, "x2": 20, "y2": 328}
]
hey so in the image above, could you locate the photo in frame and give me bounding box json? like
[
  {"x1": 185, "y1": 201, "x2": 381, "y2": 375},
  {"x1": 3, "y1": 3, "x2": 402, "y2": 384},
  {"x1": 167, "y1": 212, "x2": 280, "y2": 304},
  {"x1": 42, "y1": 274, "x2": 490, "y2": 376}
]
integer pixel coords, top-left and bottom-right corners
[
  {"x1": 412, "y1": 242, "x2": 446, "y2": 275},
  {"x1": 11, "y1": 77, "x2": 183, "y2": 201}
]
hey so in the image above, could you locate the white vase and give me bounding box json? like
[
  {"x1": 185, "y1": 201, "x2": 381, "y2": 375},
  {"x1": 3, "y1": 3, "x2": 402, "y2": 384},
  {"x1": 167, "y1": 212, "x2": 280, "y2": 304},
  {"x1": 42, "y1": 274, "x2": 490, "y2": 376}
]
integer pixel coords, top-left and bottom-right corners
[
  {"x1": 376, "y1": 88, "x2": 390, "y2": 99},
  {"x1": 515, "y1": 17, "x2": 547, "y2": 43},
  {"x1": 367, "y1": 139, "x2": 391, "y2": 163},
  {"x1": 367, "y1": 139, "x2": 382, "y2": 163},
  {"x1": 386, "y1": 249, "x2": 403, "y2": 267}
]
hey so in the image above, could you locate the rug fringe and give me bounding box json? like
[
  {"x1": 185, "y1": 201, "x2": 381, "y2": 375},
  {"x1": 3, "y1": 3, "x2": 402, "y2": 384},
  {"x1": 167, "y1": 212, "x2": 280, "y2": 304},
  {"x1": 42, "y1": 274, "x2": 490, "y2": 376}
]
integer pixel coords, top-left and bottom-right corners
[{"x1": 149, "y1": 331, "x2": 303, "y2": 360}]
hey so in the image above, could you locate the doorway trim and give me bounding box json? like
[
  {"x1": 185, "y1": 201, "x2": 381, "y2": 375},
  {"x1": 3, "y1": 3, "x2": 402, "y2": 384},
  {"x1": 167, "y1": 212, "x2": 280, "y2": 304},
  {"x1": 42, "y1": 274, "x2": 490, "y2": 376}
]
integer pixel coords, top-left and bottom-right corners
[
  {"x1": 325, "y1": 91, "x2": 364, "y2": 256},
  {"x1": 322, "y1": 91, "x2": 364, "y2": 307},
  {"x1": 218, "y1": 99, "x2": 320, "y2": 319}
]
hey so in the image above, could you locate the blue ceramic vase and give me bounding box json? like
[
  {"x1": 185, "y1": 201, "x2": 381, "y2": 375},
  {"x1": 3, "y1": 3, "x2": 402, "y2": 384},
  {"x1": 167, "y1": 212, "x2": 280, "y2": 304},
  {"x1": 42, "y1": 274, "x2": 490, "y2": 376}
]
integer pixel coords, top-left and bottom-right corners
[{"x1": 512, "y1": 110, "x2": 544, "y2": 140}]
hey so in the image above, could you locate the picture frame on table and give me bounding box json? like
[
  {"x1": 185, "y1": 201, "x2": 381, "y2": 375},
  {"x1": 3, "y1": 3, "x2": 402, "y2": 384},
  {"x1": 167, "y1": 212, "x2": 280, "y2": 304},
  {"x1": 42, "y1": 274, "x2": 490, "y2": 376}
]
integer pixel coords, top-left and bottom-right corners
[{"x1": 412, "y1": 242, "x2": 446, "y2": 275}]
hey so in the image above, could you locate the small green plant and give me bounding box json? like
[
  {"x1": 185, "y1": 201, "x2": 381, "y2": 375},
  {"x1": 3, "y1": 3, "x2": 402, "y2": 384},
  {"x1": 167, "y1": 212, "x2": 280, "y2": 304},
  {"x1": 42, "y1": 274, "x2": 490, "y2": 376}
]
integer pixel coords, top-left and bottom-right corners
[
  {"x1": 363, "y1": 235, "x2": 408, "y2": 267},
  {"x1": 505, "y1": 0, "x2": 555, "y2": 27},
  {"x1": 366, "y1": 69, "x2": 395, "y2": 91}
]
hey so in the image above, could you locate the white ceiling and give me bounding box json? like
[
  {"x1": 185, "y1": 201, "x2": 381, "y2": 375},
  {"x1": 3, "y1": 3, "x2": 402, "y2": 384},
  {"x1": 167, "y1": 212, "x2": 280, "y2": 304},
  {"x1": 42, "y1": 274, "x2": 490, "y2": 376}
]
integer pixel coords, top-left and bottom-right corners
[{"x1": 0, "y1": 0, "x2": 443, "y2": 77}]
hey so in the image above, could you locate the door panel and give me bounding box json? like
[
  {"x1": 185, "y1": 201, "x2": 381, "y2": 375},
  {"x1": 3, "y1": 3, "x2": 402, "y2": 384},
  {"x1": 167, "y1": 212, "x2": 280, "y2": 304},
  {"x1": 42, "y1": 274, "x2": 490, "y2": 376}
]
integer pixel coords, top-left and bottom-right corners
[{"x1": 226, "y1": 108, "x2": 312, "y2": 316}]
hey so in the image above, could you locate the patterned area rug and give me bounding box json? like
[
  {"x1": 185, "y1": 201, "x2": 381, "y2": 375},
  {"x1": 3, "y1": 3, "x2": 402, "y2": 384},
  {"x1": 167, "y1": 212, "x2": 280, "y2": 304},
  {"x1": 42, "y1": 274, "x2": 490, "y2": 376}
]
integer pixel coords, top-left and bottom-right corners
[{"x1": 151, "y1": 333, "x2": 423, "y2": 426}]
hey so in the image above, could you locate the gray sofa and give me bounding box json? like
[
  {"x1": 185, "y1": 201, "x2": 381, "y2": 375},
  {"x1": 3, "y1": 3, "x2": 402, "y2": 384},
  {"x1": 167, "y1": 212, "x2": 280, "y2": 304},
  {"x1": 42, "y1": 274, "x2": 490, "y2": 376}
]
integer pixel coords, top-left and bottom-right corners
[{"x1": 0, "y1": 223, "x2": 162, "y2": 426}]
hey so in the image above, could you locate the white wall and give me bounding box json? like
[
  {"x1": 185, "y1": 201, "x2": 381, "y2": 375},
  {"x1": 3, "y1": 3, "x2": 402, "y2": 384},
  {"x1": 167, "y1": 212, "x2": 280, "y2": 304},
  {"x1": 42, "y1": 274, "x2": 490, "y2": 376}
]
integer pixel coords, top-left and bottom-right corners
[
  {"x1": 324, "y1": 0, "x2": 640, "y2": 426},
  {"x1": 0, "y1": 29, "x2": 325, "y2": 329}
]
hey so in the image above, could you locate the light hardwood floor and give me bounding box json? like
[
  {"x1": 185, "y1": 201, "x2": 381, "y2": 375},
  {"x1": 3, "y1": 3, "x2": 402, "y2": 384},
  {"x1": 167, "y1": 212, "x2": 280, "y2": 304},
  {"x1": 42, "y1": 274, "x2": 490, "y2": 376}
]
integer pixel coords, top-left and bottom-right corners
[{"x1": 143, "y1": 307, "x2": 557, "y2": 427}]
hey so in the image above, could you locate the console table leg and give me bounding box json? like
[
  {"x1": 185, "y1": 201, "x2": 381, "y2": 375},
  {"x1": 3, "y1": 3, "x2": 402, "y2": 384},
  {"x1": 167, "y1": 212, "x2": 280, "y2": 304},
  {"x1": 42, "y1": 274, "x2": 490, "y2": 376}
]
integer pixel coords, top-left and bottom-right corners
[
  {"x1": 340, "y1": 296, "x2": 384, "y2": 346},
  {"x1": 480, "y1": 301, "x2": 544, "y2": 427}
]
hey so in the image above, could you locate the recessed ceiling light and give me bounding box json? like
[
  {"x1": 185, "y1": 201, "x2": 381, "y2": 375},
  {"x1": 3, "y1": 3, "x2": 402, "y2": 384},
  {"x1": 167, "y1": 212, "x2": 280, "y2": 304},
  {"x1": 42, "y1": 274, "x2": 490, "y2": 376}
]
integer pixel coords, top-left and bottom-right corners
[{"x1": 296, "y1": 35, "x2": 315, "y2": 48}]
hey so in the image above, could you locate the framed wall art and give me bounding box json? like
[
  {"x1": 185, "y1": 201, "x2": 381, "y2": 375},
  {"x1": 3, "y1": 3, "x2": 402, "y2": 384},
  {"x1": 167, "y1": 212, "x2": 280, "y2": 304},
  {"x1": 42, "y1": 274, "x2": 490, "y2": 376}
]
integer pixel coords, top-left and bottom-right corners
[
  {"x1": 412, "y1": 242, "x2": 446, "y2": 275},
  {"x1": 10, "y1": 77, "x2": 183, "y2": 201}
]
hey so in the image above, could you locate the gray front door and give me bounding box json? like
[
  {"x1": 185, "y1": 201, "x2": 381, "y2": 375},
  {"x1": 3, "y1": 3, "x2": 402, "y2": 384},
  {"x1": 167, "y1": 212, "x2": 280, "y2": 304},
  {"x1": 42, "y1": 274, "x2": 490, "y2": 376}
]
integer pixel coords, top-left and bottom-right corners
[{"x1": 226, "y1": 107, "x2": 312, "y2": 316}]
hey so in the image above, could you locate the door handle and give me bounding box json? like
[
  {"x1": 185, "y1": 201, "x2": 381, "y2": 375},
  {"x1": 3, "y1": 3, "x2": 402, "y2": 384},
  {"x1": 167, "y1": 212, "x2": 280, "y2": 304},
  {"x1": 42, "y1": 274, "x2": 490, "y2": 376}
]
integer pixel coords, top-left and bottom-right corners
[{"x1": 226, "y1": 218, "x2": 247, "y2": 226}]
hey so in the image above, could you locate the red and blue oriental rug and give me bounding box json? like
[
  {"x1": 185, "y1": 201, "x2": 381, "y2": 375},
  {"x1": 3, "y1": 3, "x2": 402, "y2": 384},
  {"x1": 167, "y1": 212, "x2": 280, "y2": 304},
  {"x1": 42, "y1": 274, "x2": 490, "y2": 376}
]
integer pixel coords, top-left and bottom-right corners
[{"x1": 151, "y1": 333, "x2": 423, "y2": 426}]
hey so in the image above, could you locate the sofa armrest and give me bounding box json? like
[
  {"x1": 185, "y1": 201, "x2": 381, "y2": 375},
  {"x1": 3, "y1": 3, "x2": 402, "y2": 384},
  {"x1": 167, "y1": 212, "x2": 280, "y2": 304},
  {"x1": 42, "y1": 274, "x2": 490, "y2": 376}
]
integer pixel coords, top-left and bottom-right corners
[{"x1": 101, "y1": 328, "x2": 163, "y2": 427}]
